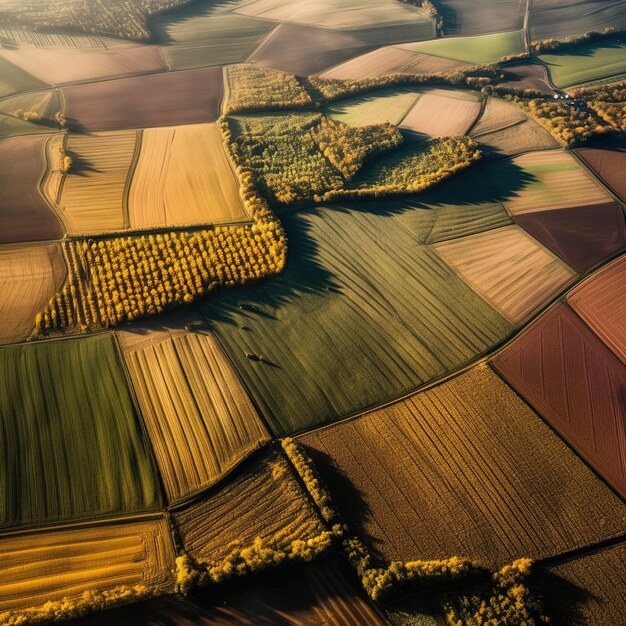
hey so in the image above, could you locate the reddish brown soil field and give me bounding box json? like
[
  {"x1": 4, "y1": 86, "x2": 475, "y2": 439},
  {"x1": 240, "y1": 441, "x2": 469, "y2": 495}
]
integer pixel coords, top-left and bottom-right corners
[
  {"x1": 438, "y1": 0, "x2": 526, "y2": 35},
  {"x1": 499, "y1": 63, "x2": 556, "y2": 96},
  {"x1": 247, "y1": 22, "x2": 424, "y2": 76},
  {"x1": 0, "y1": 135, "x2": 63, "y2": 244},
  {"x1": 514, "y1": 202, "x2": 626, "y2": 273},
  {"x1": 492, "y1": 303, "x2": 626, "y2": 499},
  {"x1": 568, "y1": 255, "x2": 626, "y2": 366},
  {"x1": 69, "y1": 561, "x2": 385, "y2": 625},
  {"x1": 575, "y1": 140, "x2": 626, "y2": 204},
  {"x1": 62, "y1": 67, "x2": 223, "y2": 132}
]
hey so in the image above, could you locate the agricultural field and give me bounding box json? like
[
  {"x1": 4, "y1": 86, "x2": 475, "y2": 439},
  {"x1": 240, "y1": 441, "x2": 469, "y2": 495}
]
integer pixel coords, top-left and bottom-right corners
[
  {"x1": 497, "y1": 63, "x2": 556, "y2": 97},
  {"x1": 201, "y1": 204, "x2": 514, "y2": 434},
  {"x1": 128, "y1": 123, "x2": 248, "y2": 229},
  {"x1": 493, "y1": 303, "x2": 626, "y2": 499},
  {"x1": 0, "y1": 54, "x2": 47, "y2": 97},
  {"x1": 399, "y1": 88, "x2": 482, "y2": 137},
  {"x1": 58, "y1": 130, "x2": 138, "y2": 235},
  {"x1": 0, "y1": 334, "x2": 161, "y2": 528},
  {"x1": 568, "y1": 256, "x2": 626, "y2": 365},
  {"x1": 173, "y1": 449, "x2": 326, "y2": 563},
  {"x1": 432, "y1": 224, "x2": 576, "y2": 324},
  {"x1": 0, "y1": 134, "x2": 63, "y2": 244},
  {"x1": 397, "y1": 30, "x2": 526, "y2": 65},
  {"x1": 62, "y1": 67, "x2": 223, "y2": 132},
  {"x1": 69, "y1": 560, "x2": 385, "y2": 626},
  {"x1": 538, "y1": 41, "x2": 626, "y2": 89},
  {"x1": 0, "y1": 42, "x2": 165, "y2": 85},
  {"x1": 0, "y1": 519, "x2": 175, "y2": 616},
  {"x1": 437, "y1": 0, "x2": 526, "y2": 35},
  {"x1": 324, "y1": 88, "x2": 422, "y2": 126},
  {"x1": 0, "y1": 243, "x2": 66, "y2": 344},
  {"x1": 320, "y1": 45, "x2": 470, "y2": 81},
  {"x1": 575, "y1": 138, "x2": 626, "y2": 203},
  {"x1": 119, "y1": 322, "x2": 269, "y2": 502},
  {"x1": 0, "y1": 89, "x2": 63, "y2": 140},
  {"x1": 299, "y1": 364, "x2": 626, "y2": 567}
]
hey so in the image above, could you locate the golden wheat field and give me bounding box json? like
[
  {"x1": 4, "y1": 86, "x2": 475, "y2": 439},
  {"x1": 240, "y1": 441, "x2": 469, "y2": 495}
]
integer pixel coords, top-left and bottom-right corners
[
  {"x1": 127, "y1": 123, "x2": 248, "y2": 229},
  {"x1": 174, "y1": 450, "x2": 326, "y2": 564},
  {"x1": 433, "y1": 225, "x2": 576, "y2": 324},
  {"x1": 0, "y1": 518, "x2": 175, "y2": 614},
  {"x1": 0, "y1": 243, "x2": 66, "y2": 343},
  {"x1": 58, "y1": 130, "x2": 138, "y2": 235},
  {"x1": 120, "y1": 325, "x2": 270, "y2": 502},
  {"x1": 41, "y1": 133, "x2": 66, "y2": 209}
]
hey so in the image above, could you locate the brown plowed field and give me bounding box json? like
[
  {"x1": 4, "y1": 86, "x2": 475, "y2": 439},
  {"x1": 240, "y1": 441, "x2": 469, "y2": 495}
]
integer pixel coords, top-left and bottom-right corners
[
  {"x1": 246, "y1": 22, "x2": 426, "y2": 76},
  {"x1": 0, "y1": 135, "x2": 63, "y2": 244},
  {"x1": 62, "y1": 67, "x2": 223, "y2": 132},
  {"x1": 300, "y1": 364, "x2": 626, "y2": 567},
  {"x1": 0, "y1": 44, "x2": 165, "y2": 85},
  {"x1": 437, "y1": 0, "x2": 526, "y2": 35},
  {"x1": 174, "y1": 449, "x2": 325, "y2": 564},
  {"x1": 514, "y1": 203, "x2": 626, "y2": 273},
  {"x1": 576, "y1": 139, "x2": 626, "y2": 203},
  {"x1": 68, "y1": 560, "x2": 386, "y2": 626},
  {"x1": 492, "y1": 303, "x2": 626, "y2": 500},
  {"x1": 568, "y1": 255, "x2": 626, "y2": 366},
  {"x1": 498, "y1": 63, "x2": 556, "y2": 97}
]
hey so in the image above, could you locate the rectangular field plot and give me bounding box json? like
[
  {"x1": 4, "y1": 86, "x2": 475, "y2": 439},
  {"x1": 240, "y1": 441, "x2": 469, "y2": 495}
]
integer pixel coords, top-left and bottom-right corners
[
  {"x1": 201, "y1": 205, "x2": 513, "y2": 435},
  {"x1": 436, "y1": 0, "x2": 526, "y2": 36},
  {"x1": 59, "y1": 130, "x2": 138, "y2": 235},
  {"x1": 576, "y1": 139, "x2": 626, "y2": 203},
  {"x1": 121, "y1": 328, "x2": 269, "y2": 503},
  {"x1": 174, "y1": 449, "x2": 325, "y2": 563},
  {"x1": 0, "y1": 243, "x2": 65, "y2": 344},
  {"x1": 0, "y1": 518, "x2": 174, "y2": 614},
  {"x1": 538, "y1": 41, "x2": 626, "y2": 88},
  {"x1": 324, "y1": 88, "x2": 421, "y2": 127},
  {"x1": 400, "y1": 89, "x2": 482, "y2": 137},
  {"x1": 542, "y1": 543, "x2": 626, "y2": 626},
  {"x1": 0, "y1": 334, "x2": 162, "y2": 529},
  {"x1": 128, "y1": 123, "x2": 248, "y2": 230},
  {"x1": 62, "y1": 67, "x2": 223, "y2": 132},
  {"x1": 501, "y1": 150, "x2": 613, "y2": 216},
  {"x1": 568, "y1": 255, "x2": 626, "y2": 365},
  {"x1": 320, "y1": 47, "x2": 469, "y2": 81},
  {"x1": 0, "y1": 43, "x2": 165, "y2": 85},
  {"x1": 300, "y1": 365, "x2": 626, "y2": 567},
  {"x1": 0, "y1": 134, "x2": 64, "y2": 244},
  {"x1": 492, "y1": 303, "x2": 626, "y2": 499},
  {"x1": 433, "y1": 225, "x2": 576, "y2": 324}
]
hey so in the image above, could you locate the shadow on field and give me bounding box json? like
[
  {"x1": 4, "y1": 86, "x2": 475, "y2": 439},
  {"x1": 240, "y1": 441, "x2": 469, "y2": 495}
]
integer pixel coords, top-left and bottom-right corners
[
  {"x1": 199, "y1": 157, "x2": 535, "y2": 328},
  {"x1": 540, "y1": 40, "x2": 625, "y2": 64},
  {"x1": 65, "y1": 151, "x2": 102, "y2": 176}
]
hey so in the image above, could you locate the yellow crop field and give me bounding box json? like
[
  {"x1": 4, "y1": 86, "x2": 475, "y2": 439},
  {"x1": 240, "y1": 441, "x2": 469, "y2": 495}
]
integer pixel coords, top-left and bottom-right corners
[
  {"x1": 121, "y1": 328, "x2": 270, "y2": 502},
  {"x1": 503, "y1": 150, "x2": 613, "y2": 215},
  {"x1": 174, "y1": 450, "x2": 326, "y2": 564},
  {"x1": 433, "y1": 225, "x2": 576, "y2": 324},
  {"x1": 59, "y1": 130, "x2": 138, "y2": 235},
  {"x1": 41, "y1": 133, "x2": 65, "y2": 208},
  {"x1": 0, "y1": 243, "x2": 65, "y2": 344},
  {"x1": 128, "y1": 123, "x2": 248, "y2": 230},
  {"x1": 0, "y1": 518, "x2": 175, "y2": 614}
]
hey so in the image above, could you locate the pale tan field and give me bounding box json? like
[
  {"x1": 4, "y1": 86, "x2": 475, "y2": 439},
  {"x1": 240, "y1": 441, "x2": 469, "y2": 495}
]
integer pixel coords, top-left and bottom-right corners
[
  {"x1": 41, "y1": 133, "x2": 65, "y2": 208},
  {"x1": 0, "y1": 243, "x2": 66, "y2": 343},
  {"x1": 128, "y1": 123, "x2": 248, "y2": 229},
  {"x1": 470, "y1": 97, "x2": 527, "y2": 136},
  {"x1": 121, "y1": 327, "x2": 269, "y2": 502},
  {"x1": 433, "y1": 225, "x2": 576, "y2": 324},
  {"x1": 59, "y1": 130, "x2": 138, "y2": 235},
  {"x1": 503, "y1": 150, "x2": 613, "y2": 215},
  {"x1": 400, "y1": 89, "x2": 482, "y2": 137},
  {"x1": 233, "y1": 0, "x2": 430, "y2": 29},
  {"x1": 0, "y1": 518, "x2": 175, "y2": 613},
  {"x1": 0, "y1": 44, "x2": 165, "y2": 85},
  {"x1": 320, "y1": 47, "x2": 469, "y2": 81},
  {"x1": 174, "y1": 450, "x2": 326, "y2": 564}
]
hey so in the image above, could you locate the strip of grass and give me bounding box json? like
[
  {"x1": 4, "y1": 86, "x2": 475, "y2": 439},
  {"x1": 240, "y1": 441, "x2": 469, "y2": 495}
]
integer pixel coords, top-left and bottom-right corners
[{"x1": 0, "y1": 333, "x2": 162, "y2": 528}]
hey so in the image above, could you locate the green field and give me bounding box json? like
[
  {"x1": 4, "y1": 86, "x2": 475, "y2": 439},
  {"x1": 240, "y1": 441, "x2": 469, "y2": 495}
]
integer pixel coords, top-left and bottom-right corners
[
  {"x1": 0, "y1": 55, "x2": 48, "y2": 98},
  {"x1": 201, "y1": 203, "x2": 513, "y2": 435},
  {"x1": 324, "y1": 88, "x2": 421, "y2": 126},
  {"x1": 154, "y1": 9, "x2": 277, "y2": 70},
  {"x1": 398, "y1": 30, "x2": 526, "y2": 65},
  {"x1": 0, "y1": 334, "x2": 161, "y2": 528},
  {"x1": 538, "y1": 41, "x2": 626, "y2": 88}
]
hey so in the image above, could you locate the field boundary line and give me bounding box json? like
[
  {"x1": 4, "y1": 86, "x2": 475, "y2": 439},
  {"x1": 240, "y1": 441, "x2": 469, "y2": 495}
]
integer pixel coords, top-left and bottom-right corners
[
  {"x1": 538, "y1": 533, "x2": 626, "y2": 567},
  {"x1": 243, "y1": 22, "x2": 282, "y2": 64},
  {"x1": 465, "y1": 92, "x2": 488, "y2": 135},
  {"x1": 122, "y1": 128, "x2": 143, "y2": 230},
  {"x1": 569, "y1": 148, "x2": 626, "y2": 210}
]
